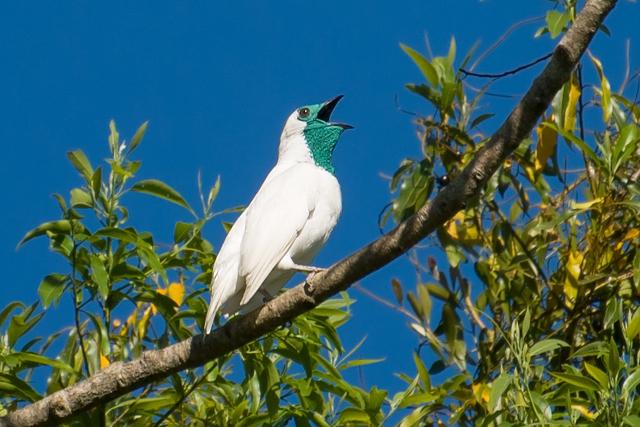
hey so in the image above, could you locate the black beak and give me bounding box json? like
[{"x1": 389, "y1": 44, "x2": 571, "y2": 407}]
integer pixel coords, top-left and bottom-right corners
[{"x1": 318, "y1": 95, "x2": 353, "y2": 129}]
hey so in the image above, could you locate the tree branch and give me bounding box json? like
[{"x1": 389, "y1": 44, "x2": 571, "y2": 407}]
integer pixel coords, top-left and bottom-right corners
[{"x1": 1, "y1": 1, "x2": 617, "y2": 425}]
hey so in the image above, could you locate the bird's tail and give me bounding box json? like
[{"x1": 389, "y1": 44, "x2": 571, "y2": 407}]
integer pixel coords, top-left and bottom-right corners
[
  {"x1": 204, "y1": 273, "x2": 225, "y2": 334},
  {"x1": 204, "y1": 293, "x2": 222, "y2": 334}
]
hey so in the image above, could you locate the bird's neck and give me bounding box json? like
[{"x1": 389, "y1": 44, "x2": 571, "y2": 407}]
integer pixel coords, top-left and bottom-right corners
[
  {"x1": 278, "y1": 131, "x2": 338, "y2": 174},
  {"x1": 302, "y1": 126, "x2": 341, "y2": 175}
]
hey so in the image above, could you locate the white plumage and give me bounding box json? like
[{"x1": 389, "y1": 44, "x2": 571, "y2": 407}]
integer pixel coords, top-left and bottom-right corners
[{"x1": 205, "y1": 97, "x2": 349, "y2": 333}]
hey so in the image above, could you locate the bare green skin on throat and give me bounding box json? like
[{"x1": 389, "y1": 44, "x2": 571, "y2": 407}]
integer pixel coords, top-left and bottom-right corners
[{"x1": 297, "y1": 102, "x2": 346, "y2": 175}]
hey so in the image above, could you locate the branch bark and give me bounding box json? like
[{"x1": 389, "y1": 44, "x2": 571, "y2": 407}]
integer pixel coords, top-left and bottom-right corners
[{"x1": 2, "y1": 1, "x2": 617, "y2": 425}]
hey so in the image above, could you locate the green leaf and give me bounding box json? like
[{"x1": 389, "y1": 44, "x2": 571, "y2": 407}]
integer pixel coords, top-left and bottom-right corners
[
  {"x1": 67, "y1": 149, "x2": 94, "y2": 182},
  {"x1": 0, "y1": 302, "x2": 24, "y2": 328},
  {"x1": 522, "y1": 309, "x2": 531, "y2": 338},
  {"x1": 70, "y1": 188, "x2": 92, "y2": 208},
  {"x1": 398, "y1": 391, "x2": 437, "y2": 408},
  {"x1": 470, "y1": 113, "x2": 494, "y2": 129},
  {"x1": 339, "y1": 358, "x2": 385, "y2": 370},
  {"x1": 131, "y1": 179, "x2": 192, "y2": 212},
  {"x1": 447, "y1": 36, "x2": 456, "y2": 67},
  {"x1": 310, "y1": 412, "x2": 331, "y2": 427},
  {"x1": 128, "y1": 121, "x2": 149, "y2": 154},
  {"x1": 91, "y1": 167, "x2": 102, "y2": 199},
  {"x1": 551, "y1": 372, "x2": 600, "y2": 392},
  {"x1": 489, "y1": 373, "x2": 510, "y2": 412},
  {"x1": 8, "y1": 304, "x2": 44, "y2": 348},
  {"x1": 94, "y1": 227, "x2": 139, "y2": 244},
  {"x1": 627, "y1": 307, "x2": 640, "y2": 341},
  {"x1": 413, "y1": 352, "x2": 431, "y2": 390},
  {"x1": 528, "y1": 338, "x2": 569, "y2": 357},
  {"x1": 571, "y1": 341, "x2": 609, "y2": 358},
  {"x1": 87, "y1": 312, "x2": 110, "y2": 357},
  {"x1": 0, "y1": 372, "x2": 41, "y2": 402},
  {"x1": 338, "y1": 408, "x2": 371, "y2": 424},
  {"x1": 584, "y1": 362, "x2": 608, "y2": 389},
  {"x1": 612, "y1": 123, "x2": 640, "y2": 174},
  {"x1": 2, "y1": 352, "x2": 74, "y2": 373},
  {"x1": 38, "y1": 274, "x2": 67, "y2": 308},
  {"x1": 108, "y1": 120, "x2": 119, "y2": 154},
  {"x1": 604, "y1": 298, "x2": 621, "y2": 330},
  {"x1": 90, "y1": 254, "x2": 109, "y2": 300},
  {"x1": 622, "y1": 368, "x2": 640, "y2": 398},
  {"x1": 416, "y1": 284, "x2": 432, "y2": 319},
  {"x1": 624, "y1": 415, "x2": 640, "y2": 427},
  {"x1": 207, "y1": 175, "x2": 221, "y2": 207},
  {"x1": 400, "y1": 44, "x2": 439, "y2": 86},
  {"x1": 546, "y1": 10, "x2": 569, "y2": 38},
  {"x1": 18, "y1": 220, "x2": 76, "y2": 247},
  {"x1": 173, "y1": 221, "x2": 192, "y2": 244},
  {"x1": 137, "y1": 246, "x2": 167, "y2": 283},
  {"x1": 543, "y1": 122, "x2": 602, "y2": 167},
  {"x1": 426, "y1": 283, "x2": 451, "y2": 301}
]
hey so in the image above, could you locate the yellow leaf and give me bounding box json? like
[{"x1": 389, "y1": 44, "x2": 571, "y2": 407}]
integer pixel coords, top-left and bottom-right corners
[
  {"x1": 121, "y1": 310, "x2": 137, "y2": 336},
  {"x1": 563, "y1": 73, "x2": 581, "y2": 132},
  {"x1": 99, "y1": 353, "x2": 110, "y2": 369},
  {"x1": 535, "y1": 119, "x2": 557, "y2": 172},
  {"x1": 445, "y1": 212, "x2": 481, "y2": 245},
  {"x1": 570, "y1": 198, "x2": 602, "y2": 211},
  {"x1": 472, "y1": 382, "x2": 490, "y2": 405},
  {"x1": 166, "y1": 282, "x2": 185, "y2": 306},
  {"x1": 571, "y1": 404, "x2": 596, "y2": 420},
  {"x1": 445, "y1": 211, "x2": 465, "y2": 239},
  {"x1": 566, "y1": 250, "x2": 583, "y2": 282},
  {"x1": 623, "y1": 229, "x2": 640, "y2": 241},
  {"x1": 588, "y1": 52, "x2": 612, "y2": 123},
  {"x1": 615, "y1": 229, "x2": 640, "y2": 251},
  {"x1": 153, "y1": 282, "x2": 185, "y2": 315},
  {"x1": 564, "y1": 250, "x2": 584, "y2": 308},
  {"x1": 524, "y1": 164, "x2": 536, "y2": 182},
  {"x1": 138, "y1": 306, "x2": 152, "y2": 338},
  {"x1": 564, "y1": 280, "x2": 577, "y2": 308}
]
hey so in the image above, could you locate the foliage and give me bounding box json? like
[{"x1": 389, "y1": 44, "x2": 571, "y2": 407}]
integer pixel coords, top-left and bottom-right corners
[
  {"x1": 384, "y1": 2, "x2": 640, "y2": 425},
  {"x1": 0, "y1": 122, "x2": 384, "y2": 425}
]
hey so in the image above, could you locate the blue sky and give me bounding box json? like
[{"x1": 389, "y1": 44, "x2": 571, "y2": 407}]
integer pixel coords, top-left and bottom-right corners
[{"x1": 1, "y1": 0, "x2": 637, "y2": 400}]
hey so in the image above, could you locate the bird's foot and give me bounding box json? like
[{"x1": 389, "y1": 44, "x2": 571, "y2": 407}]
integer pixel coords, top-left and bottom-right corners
[{"x1": 304, "y1": 268, "x2": 326, "y2": 294}]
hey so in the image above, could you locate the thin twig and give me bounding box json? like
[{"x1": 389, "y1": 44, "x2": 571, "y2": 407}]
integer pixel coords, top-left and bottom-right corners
[
  {"x1": 460, "y1": 53, "x2": 553, "y2": 79},
  {"x1": 352, "y1": 282, "x2": 419, "y2": 323},
  {"x1": 619, "y1": 38, "x2": 631, "y2": 93},
  {"x1": 152, "y1": 365, "x2": 217, "y2": 427},
  {"x1": 461, "y1": 278, "x2": 491, "y2": 340},
  {"x1": 70, "y1": 241, "x2": 90, "y2": 377},
  {"x1": 487, "y1": 201, "x2": 551, "y2": 287},
  {"x1": 469, "y1": 16, "x2": 545, "y2": 72},
  {"x1": 109, "y1": 385, "x2": 153, "y2": 425},
  {"x1": 463, "y1": 81, "x2": 520, "y2": 98}
]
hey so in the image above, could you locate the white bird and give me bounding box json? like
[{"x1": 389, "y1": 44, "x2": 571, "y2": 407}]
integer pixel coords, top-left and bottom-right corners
[{"x1": 204, "y1": 95, "x2": 351, "y2": 334}]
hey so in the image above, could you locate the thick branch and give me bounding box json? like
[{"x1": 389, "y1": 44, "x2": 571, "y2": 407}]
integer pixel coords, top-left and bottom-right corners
[{"x1": 2, "y1": 1, "x2": 616, "y2": 425}]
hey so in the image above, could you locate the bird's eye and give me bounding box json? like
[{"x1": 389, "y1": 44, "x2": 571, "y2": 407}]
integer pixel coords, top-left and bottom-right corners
[{"x1": 298, "y1": 107, "x2": 310, "y2": 119}]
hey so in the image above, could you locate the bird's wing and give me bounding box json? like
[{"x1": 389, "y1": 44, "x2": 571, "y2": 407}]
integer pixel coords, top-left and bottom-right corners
[
  {"x1": 204, "y1": 211, "x2": 247, "y2": 333},
  {"x1": 238, "y1": 165, "x2": 312, "y2": 305}
]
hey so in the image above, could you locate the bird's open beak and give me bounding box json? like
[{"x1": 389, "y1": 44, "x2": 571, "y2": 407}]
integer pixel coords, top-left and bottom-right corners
[{"x1": 318, "y1": 95, "x2": 353, "y2": 129}]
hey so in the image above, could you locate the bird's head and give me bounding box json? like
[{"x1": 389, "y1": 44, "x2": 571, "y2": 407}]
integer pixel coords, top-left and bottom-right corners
[{"x1": 279, "y1": 95, "x2": 352, "y2": 174}]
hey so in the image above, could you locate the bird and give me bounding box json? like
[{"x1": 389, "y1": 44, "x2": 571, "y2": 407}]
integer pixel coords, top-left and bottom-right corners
[{"x1": 204, "y1": 95, "x2": 352, "y2": 334}]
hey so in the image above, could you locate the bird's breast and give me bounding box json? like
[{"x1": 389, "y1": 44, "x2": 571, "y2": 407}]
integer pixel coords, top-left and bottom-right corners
[{"x1": 289, "y1": 168, "x2": 342, "y2": 262}]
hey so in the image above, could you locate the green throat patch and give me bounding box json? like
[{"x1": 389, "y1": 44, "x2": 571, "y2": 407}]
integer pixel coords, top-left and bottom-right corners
[{"x1": 303, "y1": 124, "x2": 344, "y2": 174}]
